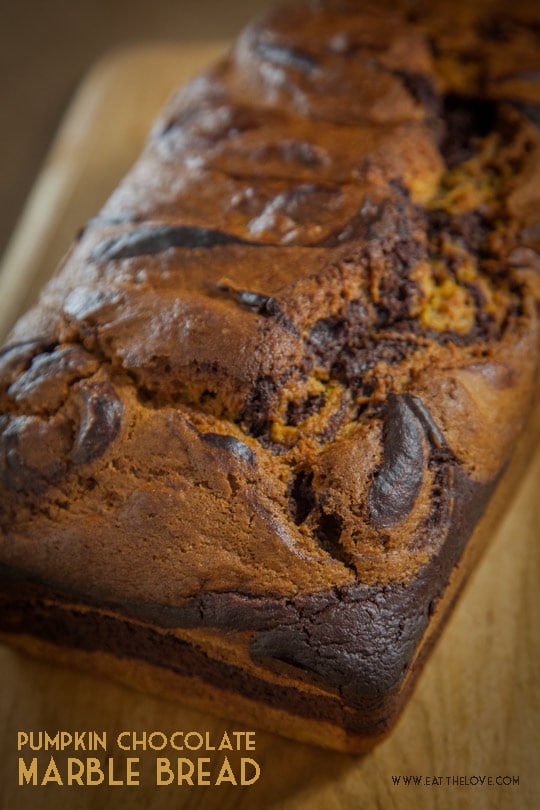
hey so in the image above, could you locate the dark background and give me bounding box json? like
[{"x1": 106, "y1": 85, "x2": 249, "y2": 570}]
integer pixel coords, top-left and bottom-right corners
[{"x1": 0, "y1": 0, "x2": 271, "y2": 256}]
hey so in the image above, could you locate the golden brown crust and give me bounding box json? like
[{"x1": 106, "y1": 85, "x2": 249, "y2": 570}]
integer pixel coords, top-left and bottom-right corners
[{"x1": 1, "y1": 0, "x2": 540, "y2": 750}]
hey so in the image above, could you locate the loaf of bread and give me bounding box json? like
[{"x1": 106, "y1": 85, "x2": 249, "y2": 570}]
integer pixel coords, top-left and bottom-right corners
[{"x1": 1, "y1": 0, "x2": 540, "y2": 752}]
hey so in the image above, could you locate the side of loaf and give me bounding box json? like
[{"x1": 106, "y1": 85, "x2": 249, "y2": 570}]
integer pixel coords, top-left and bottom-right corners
[{"x1": 1, "y1": 0, "x2": 540, "y2": 751}]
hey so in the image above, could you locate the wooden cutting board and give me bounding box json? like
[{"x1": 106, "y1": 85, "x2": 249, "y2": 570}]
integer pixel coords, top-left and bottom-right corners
[{"x1": 0, "y1": 44, "x2": 539, "y2": 810}]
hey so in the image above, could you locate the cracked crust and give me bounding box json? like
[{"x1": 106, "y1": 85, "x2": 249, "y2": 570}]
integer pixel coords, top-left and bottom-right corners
[{"x1": 1, "y1": 0, "x2": 540, "y2": 750}]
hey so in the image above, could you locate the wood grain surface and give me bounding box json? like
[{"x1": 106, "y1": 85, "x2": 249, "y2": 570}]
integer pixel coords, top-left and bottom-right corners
[{"x1": 0, "y1": 44, "x2": 538, "y2": 810}]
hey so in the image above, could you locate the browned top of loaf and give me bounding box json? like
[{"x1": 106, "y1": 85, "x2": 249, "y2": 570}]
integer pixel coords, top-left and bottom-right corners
[{"x1": 1, "y1": 0, "x2": 540, "y2": 605}]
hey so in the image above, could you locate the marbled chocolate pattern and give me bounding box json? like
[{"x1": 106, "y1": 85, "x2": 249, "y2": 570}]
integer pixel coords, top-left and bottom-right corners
[{"x1": 1, "y1": 0, "x2": 539, "y2": 748}]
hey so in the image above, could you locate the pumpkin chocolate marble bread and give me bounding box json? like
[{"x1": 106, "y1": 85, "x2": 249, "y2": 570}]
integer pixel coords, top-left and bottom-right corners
[{"x1": 1, "y1": 0, "x2": 540, "y2": 752}]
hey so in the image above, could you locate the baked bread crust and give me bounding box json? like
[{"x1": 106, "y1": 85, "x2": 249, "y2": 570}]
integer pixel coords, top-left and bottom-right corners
[{"x1": 1, "y1": 0, "x2": 540, "y2": 750}]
